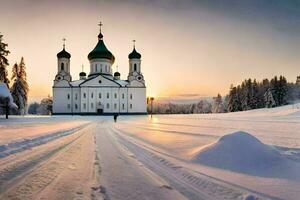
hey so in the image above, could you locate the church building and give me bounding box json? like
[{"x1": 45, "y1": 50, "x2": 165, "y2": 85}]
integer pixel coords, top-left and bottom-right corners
[{"x1": 52, "y1": 24, "x2": 146, "y2": 115}]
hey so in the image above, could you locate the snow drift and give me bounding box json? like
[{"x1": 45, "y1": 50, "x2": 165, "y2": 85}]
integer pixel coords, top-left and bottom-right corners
[
  {"x1": 0, "y1": 83, "x2": 17, "y2": 109},
  {"x1": 192, "y1": 131, "x2": 296, "y2": 177}
]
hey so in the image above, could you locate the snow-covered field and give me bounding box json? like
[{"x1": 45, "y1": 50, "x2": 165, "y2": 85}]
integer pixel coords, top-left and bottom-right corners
[{"x1": 0, "y1": 104, "x2": 300, "y2": 200}]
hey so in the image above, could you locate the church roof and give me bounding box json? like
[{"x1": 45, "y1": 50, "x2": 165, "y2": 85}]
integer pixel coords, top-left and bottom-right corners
[
  {"x1": 57, "y1": 48, "x2": 71, "y2": 59},
  {"x1": 70, "y1": 80, "x2": 85, "y2": 86},
  {"x1": 128, "y1": 47, "x2": 141, "y2": 59},
  {"x1": 88, "y1": 32, "x2": 115, "y2": 63}
]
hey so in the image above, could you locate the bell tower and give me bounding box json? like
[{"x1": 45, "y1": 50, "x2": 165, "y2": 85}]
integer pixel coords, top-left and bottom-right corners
[
  {"x1": 55, "y1": 38, "x2": 72, "y2": 82},
  {"x1": 128, "y1": 40, "x2": 144, "y2": 84}
]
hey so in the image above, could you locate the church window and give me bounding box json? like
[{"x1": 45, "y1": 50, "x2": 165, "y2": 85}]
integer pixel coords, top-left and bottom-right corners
[
  {"x1": 134, "y1": 64, "x2": 137, "y2": 71},
  {"x1": 130, "y1": 104, "x2": 132, "y2": 109},
  {"x1": 75, "y1": 104, "x2": 78, "y2": 109},
  {"x1": 122, "y1": 103, "x2": 125, "y2": 110},
  {"x1": 106, "y1": 103, "x2": 110, "y2": 109},
  {"x1": 83, "y1": 103, "x2": 86, "y2": 109},
  {"x1": 61, "y1": 63, "x2": 64, "y2": 71},
  {"x1": 96, "y1": 64, "x2": 98, "y2": 71},
  {"x1": 99, "y1": 93, "x2": 102, "y2": 98},
  {"x1": 114, "y1": 103, "x2": 117, "y2": 109},
  {"x1": 100, "y1": 68, "x2": 102, "y2": 73},
  {"x1": 83, "y1": 93, "x2": 86, "y2": 98},
  {"x1": 91, "y1": 93, "x2": 94, "y2": 98},
  {"x1": 91, "y1": 103, "x2": 94, "y2": 109},
  {"x1": 130, "y1": 94, "x2": 133, "y2": 99},
  {"x1": 122, "y1": 94, "x2": 125, "y2": 99},
  {"x1": 99, "y1": 80, "x2": 102, "y2": 84},
  {"x1": 105, "y1": 65, "x2": 107, "y2": 72},
  {"x1": 67, "y1": 104, "x2": 70, "y2": 109},
  {"x1": 75, "y1": 93, "x2": 78, "y2": 100},
  {"x1": 107, "y1": 93, "x2": 109, "y2": 99},
  {"x1": 114, "y1": 93, "x2": 117, "y2": 99},
  {"x1": 67, "y1": 94, "x2": 70, "y2": 99}
]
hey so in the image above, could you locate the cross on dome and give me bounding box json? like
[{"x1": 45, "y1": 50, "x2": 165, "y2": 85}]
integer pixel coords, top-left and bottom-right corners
[
  {"x1": 98, "y1": 22, "x2": 103, "y2": 33},
  {"x1": 62, "y1": 38, "x2": 66, "y2": 49}
]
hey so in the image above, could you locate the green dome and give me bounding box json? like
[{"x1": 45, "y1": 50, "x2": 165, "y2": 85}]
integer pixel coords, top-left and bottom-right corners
[
  {"x1": 128, "y1": 47, "x2": 141, "y2": 59},
  {"x1": 57, "y1": 48, "x2": 71, "y2": 59},
  {"x1": 88, "y1": 33, "x2": 115, "y2": 63},
  {"x1": 79, "y1": 72, "x2": 86, "y2": 76},
  {"x1": 114, "y1": 71, "x2": 120, "y2": 77}
]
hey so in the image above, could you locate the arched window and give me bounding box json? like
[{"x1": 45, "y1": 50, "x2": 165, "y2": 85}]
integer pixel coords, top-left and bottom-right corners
[
  {"x1": 61, "y1": 63, "x2": 64, "y2": 71},
  {"x1": 134, "y1": 63, "x2": 137, "y2": 71},
  {"x1": 106, "y1": 103, "x2": 110, "y2": 109}
]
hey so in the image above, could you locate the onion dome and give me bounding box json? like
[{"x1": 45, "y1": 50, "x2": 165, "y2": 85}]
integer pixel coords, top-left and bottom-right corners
[
  {"x1": 114, "y1": 71, "x2": 120, "y2": 77},
  {"x1": 79, "y1": 72, "x2": 86, "y2": 76},
  {"x1": 128, "y1": 47, "x2": 141, "y2": 59},
  {"x1": 88, "y1": 32, "x2": 115, "y2": 63},
  {"x1": 57, "y1": 47, "x2": 71, "y2": 59}
]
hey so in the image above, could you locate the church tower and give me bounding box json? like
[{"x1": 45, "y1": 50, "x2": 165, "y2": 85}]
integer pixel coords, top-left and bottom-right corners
[
  {"x1": 128, "y1": 40, "x2": 144, "y2": 84},
  {"x1": 55, "y1": 39, "x2": 72, "y2": 82}
]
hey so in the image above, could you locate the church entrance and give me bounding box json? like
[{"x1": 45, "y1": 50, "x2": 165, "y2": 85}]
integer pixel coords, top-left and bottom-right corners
[
  {"x1": 97, "y1": 109, "x2": 103, "y2": 114},
  {"x1": 96, "y1": 102, "x2": 104, "y2": 115}
]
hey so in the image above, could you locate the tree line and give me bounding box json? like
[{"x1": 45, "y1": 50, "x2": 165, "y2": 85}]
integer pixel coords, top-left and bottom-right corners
[
  {"x1": 148, "y1": 75, "x2": 300, "y2": 114},
  {"x1": 224, "y1": 76, "x2": 300, "y2": 112}
]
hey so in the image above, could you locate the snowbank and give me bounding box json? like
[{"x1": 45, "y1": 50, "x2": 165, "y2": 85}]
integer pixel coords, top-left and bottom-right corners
[
  {"x1": 192, "y1": 131, "x2": 296, "y2": 177},
  {"x1": 0, "y1": 83, "x2": 17, "y2": 109}
]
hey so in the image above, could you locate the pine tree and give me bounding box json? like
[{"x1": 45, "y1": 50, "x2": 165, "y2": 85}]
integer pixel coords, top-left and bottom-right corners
[
  {"x1": 264, "y1": 88, "x2": 276, "y2": 108},
  {"x1": 212, "y1": 93, "x2": 224, "y2": 113},
  {"x1": 10, "y1": 58, "x2": 29, "y2": 115},
  {"x1": 0, "y1": 34, "x2": 10, "y2": 87},
  {"x1": 37, "y1": 96, "x2": 53, "y2": 115},
  {"x1": 227, "y1": 86, "x2": 241, "y2": 112}
]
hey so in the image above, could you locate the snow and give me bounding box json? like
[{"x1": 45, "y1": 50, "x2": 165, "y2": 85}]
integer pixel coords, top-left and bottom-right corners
[
  {"x1": 1, "y1": 104, "x2": 300, "y2": 199},
  {"x1": 192, "y1": 131, "x2": 296, "y2": 177},
  {"x1": 69, "y1": 80, "x2": 84, "y2": 86},
  {"x1": 0, "y1": 83, "x2": 17, "y2": 109}
]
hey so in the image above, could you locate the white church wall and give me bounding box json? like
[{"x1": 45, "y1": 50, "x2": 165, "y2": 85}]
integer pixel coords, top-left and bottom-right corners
[
  {"x1": 89, "y1": 59, "x2": 112, "y2": 75},
  {"x1": 127, "y1": 87, "x2": 146, "y2": 113},
  {"x1": 53, "y1": 87, "x2": 72, "y2": 114}
]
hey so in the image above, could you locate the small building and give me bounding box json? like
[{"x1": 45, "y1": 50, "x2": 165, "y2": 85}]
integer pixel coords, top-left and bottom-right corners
[{"x1": 52, "y1": 24, "x2": 146, "y2": 115}]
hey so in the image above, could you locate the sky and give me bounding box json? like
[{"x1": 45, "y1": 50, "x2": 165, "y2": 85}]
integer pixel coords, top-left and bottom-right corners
[{"x1": 0, "y1": 0, "x2": 299, "y2": 103}]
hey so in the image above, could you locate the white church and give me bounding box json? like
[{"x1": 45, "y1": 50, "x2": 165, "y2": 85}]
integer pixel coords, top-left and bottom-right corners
[{"x1": 52, "y1": 24, "x2": 147, "y2": 115}]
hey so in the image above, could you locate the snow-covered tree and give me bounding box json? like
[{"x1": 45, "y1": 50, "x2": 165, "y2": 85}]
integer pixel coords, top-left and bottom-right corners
[
  {"x1": 212, "y1": 94, "x2": 224, "y2": 113},
  {"x1": 10, "y1": 58, "x2": 29, "y2": 115},
  {"x1": 28, "y1": 102, "x2": 40, "y2": 114},
  {"x1": 37, "y1": 96, "x2": 53, "y2": 115},
  {"x1": 0, "y1": 33, "x2": 10, "y2": 87},
  {"x1": 264, "y1": 88, "x2": 276, "y2": 108}
]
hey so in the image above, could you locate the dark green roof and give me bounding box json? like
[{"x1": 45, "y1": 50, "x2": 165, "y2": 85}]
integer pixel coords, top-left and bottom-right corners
[
  {"x1": 128, "y1": 47, "x2": 141, "y2": 59},
  {"x1": 88, "y1": 33, "x2": 115, "y2": 63},
  {"x1": 57, "y1": 48, "x2": 71, "y2": 59},
  {"x1": 114, "y1": 71, "x2": 120, "y2": 76},
  {"x1": 79, "y1": 72, "x2": 86, "y2": 76}
]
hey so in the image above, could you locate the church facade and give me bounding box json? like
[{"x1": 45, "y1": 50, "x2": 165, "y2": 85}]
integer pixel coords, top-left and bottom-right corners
[{"x1": 52, "y1": 25, "x2": 146, "y2": 115}]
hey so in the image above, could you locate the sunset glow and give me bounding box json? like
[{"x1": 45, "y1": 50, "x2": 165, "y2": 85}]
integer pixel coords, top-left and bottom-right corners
[{"x1": 1, "y1": 0, "x2": 299, "y2": 103}]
